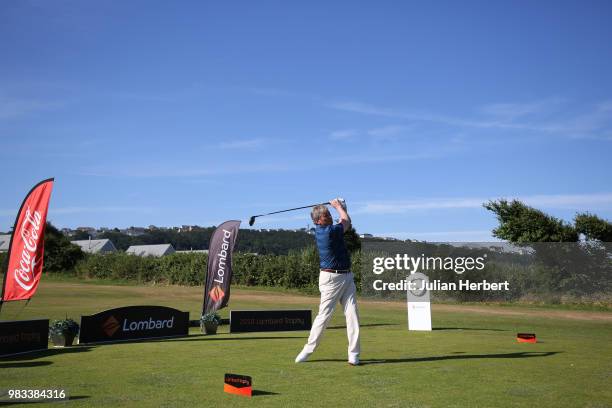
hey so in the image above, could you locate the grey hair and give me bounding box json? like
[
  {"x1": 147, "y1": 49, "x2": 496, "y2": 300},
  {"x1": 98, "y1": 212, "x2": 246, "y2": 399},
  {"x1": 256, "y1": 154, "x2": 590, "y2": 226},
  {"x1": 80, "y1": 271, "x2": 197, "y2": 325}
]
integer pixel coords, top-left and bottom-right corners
[{"x1": 311, "y1": 205, "x2": 329, "y2": 223}]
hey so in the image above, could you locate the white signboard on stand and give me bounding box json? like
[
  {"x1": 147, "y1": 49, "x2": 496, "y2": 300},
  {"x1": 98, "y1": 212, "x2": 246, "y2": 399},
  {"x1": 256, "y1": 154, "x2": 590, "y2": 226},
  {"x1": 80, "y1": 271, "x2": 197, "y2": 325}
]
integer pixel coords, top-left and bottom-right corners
[{"x1": 406, "y1": 272, "x2": 432, "y2": 331}]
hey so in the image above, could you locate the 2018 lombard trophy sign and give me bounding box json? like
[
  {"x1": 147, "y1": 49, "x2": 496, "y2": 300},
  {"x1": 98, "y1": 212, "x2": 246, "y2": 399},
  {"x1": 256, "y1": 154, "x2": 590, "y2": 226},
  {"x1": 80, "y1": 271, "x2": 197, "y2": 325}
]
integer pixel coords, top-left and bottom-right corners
[
  {"x1": 230, "y1": 310, "x2": 311, "y2": 333},
  {"x1": 0, "y1": 319, "x2": 49, "y2": 356},
  {"x1": 79, "y1": 306, "x2": 189, "y2": 344}
]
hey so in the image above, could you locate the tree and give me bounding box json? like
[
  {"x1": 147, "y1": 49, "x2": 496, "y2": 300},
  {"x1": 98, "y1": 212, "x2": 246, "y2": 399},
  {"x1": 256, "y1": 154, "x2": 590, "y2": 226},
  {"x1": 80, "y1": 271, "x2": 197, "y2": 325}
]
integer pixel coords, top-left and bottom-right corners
[
  {"x1": 484, "y1": 199, "x2": 611, "y2": 295},
  {"x1": 71, "y1": 230, "x2": 91, "y2": 240},
  {"x1": 484, "y1": 199, "x2": 612, "y2": 243},
  {"x1": 574, "y1": 213, "x2": 612, "y2": 242},
  {"x1": 483, "y1": 199, "x2": 577, "y2": 242},
  {"x1": 43, "y1": 223, "x2": 85, "y2": 273}
]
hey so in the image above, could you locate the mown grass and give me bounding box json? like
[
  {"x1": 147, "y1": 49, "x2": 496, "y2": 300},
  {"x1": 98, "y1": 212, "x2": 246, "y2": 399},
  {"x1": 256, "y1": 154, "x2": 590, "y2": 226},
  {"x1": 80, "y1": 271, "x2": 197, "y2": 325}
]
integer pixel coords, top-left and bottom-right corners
[{"x1": 0, "y1": 279, "x2": 611, "y2": 408}]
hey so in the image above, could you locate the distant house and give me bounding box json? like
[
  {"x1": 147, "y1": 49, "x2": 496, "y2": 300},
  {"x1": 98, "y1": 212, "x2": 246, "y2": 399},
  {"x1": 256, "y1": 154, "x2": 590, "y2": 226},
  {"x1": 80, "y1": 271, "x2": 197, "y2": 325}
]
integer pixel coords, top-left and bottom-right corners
[
  {"x1": 123, "y1": 227, "x2": 147, "y2": 237},
  {"x1": 71, "y1": 239, "x2": 117, "y2": 254},
  {"x1": 176, "y1": 249, "x2": 209, "y2": 254},
  {"x1": 0, "y1": 234, "x2": 11, "y2": 252},
  {"x1": 76, "y1": 227, "x2": 97, "y2": 237},
  {"x1": 126, "y1": 244, "x2": 175, "y2": 257}
]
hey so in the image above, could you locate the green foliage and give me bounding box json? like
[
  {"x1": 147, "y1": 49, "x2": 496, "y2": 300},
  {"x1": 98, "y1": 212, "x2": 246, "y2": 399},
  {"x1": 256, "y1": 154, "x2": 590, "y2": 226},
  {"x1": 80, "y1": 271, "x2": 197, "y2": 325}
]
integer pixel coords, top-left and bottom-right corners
[
  {"x1": 574, "y1": 213, "x2": 612, "y2": 242},
  {"x1": 71, "y1": 230, "x2": 92, "y2": 240},
  {"x1": 66, "y1": 246, "x2": 362, "y2": 293},
  {"x1": 96, "y1": 227, "x2": 315, "y2": 254},
  {"x1": 0, "y1": 222, "x2": 84, "y2": 274},
  {"x1": 43, "y1": 223, "x2": 85, "y2": 273},
  {"x1": 484, "y1": 199, "x2": 578, "y2": 242},
  {"x1": 484, "y1": 200, "x2": 611, "y2": 297},
  {"x1": 200, "y1": 312, "x2": 221, "y2": 324},
  {"x1": 49, "y1": 318, "x2": 80, "y2": 336}
]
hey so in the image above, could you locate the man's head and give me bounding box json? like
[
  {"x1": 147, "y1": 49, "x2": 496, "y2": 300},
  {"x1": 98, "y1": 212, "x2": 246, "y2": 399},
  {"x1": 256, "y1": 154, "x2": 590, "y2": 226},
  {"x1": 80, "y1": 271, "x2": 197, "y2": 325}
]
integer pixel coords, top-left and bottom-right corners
[{"x1": 311, "y1": 205, "x2": 332, "y2": 226}]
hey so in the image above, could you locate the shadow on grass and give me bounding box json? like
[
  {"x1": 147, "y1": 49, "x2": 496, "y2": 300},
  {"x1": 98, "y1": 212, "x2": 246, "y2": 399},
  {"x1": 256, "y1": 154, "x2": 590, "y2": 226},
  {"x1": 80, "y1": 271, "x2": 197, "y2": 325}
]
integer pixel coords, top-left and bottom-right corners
[
  {"x1": 310, "y1": 351, "x2": 561, "y2": 365},
  {"x1": 154, "y1": 335, "x2": 306, "y2": 343},
  {"x1": 433, "y1": 327, "x2": 508, "y2": 332},
  {"x1": 0, "y1": 361, "x2": 53, "y2": 368},
  {"x1": 0, "y1": 396, "x2": 89, "y2": 406},
  {"x1": 78, "y1": 334, "x2": 307, "y2": 346},
  {"x1": 0, "y1": 346, "x2": 95, "y2": 361},
  {"x1": 252, "y1": 390, "x2": 279, "y2": 396},
  {"x1": 327, "y1": 323, "x2": 398, "y2": 330}
]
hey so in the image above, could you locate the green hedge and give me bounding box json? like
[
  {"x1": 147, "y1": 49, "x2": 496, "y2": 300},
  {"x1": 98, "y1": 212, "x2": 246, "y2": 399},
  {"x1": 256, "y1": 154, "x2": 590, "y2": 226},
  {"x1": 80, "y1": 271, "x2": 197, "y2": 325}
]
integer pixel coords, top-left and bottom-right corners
[{"x1": 68, "y1": 247, "x2": 362, "y2": 292}]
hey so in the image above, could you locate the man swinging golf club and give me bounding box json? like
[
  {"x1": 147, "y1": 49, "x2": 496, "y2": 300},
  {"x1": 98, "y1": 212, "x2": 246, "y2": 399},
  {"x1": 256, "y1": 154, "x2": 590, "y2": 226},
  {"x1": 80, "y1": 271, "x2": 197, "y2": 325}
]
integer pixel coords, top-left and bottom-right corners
[{"x1": 295, "y1": 198, "x2": 361, "y2": 365}]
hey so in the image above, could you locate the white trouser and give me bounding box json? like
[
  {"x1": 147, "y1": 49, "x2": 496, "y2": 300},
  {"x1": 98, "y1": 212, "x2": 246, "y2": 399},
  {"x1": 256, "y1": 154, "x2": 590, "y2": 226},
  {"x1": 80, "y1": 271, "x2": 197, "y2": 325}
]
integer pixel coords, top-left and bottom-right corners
[{"x1": 302, "y1": 271, "x2": 361, "y2": 361}]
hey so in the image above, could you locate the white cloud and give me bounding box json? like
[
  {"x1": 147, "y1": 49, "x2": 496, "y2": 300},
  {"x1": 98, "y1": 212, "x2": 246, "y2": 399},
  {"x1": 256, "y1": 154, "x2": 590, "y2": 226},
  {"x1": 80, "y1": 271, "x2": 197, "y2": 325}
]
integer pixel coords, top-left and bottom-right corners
[
  {"x1": 246, "y1": 214, "x2": 309, "y2": 226},
  {"x1": 51, "y1": 206, "x2": 156, "y2": 215},
  {"x1": 0, "y1": 209, "x2": 17, "y2": 217},
  {"x1": 0, "y1": 206, "x2": 156, "y2": 218},
  {"x1": 218, "y1": 138, "x2": 266, "y2": 150},
  {"x1": 371, "y1": 230, "x2": 496, "y2": 242},
  {"x1": 521, "y1": 193, "x2": 612, "y2": 209},
  {"x1": 329, "y1": 129, "x2": 358, "y2": 140},
  {"x1": 367, "y1": 125, "x2": 409, "y2": 141},
  {"x1": 0, "y1": 96, "x2": 63, "y2": 119},
  {"x1": 328, "y1": 99, "x2": 612, "y2": 139},
  {"x1": 480, "y1": 98, "x2": 566, "y2": 120},
  {"x1": 355, "y1": 193, "x2": 612, "y2": 214},
  {"x1": 77, "y1": 148, "x2": 445, "y2": 178},
  {"x1": 356, "y1": 198, "x2": 484, "y2": 213}
]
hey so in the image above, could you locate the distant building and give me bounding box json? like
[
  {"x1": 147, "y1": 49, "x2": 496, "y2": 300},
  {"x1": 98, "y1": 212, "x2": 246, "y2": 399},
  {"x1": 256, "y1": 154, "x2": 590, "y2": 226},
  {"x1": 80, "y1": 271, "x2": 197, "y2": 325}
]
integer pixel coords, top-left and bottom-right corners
[
  {"x1": 126, "y1": 244, "x2": 175, "y2": 257},
  {"x1": 176, "y1": 249, "x2": 209, "y2": 254},
  {"x1": 0, "y1": 234, "x2": 11, "y2": 252},
  {"x1": 122, "y1": 227, "x2": 147, "y2": 237},
  {"x1": 76, "y1": 227, "x2": 97, "y2": 237},
  {"x1": 359, "y1": 233, "x2": 373, "y2": 238},
  {"x1": 61, "y1": 228, "x2": 75, "y2": 236},
  {"x1": 71, "y1": 239, "x2": 117, "y2": 254}
]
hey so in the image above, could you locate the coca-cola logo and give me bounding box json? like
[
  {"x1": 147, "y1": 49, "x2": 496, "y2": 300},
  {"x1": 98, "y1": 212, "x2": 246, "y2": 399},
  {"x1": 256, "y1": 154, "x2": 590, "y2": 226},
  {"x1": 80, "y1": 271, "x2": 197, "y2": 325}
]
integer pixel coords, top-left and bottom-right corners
[{"x1": 14, "y1": 206, "x2": 42, "y2": 291}]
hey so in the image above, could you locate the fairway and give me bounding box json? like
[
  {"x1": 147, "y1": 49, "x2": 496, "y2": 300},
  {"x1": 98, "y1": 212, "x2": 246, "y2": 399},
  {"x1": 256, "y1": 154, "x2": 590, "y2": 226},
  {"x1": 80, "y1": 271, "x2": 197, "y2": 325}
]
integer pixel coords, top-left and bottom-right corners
[{"x1": 1, "y1": 279, "x2": 611, "y2": 408}]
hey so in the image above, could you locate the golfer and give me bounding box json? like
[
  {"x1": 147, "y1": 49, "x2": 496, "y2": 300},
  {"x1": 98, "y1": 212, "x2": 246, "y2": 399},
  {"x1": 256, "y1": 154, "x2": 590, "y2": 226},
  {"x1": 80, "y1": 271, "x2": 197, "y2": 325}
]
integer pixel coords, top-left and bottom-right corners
[{"x1": 295, "y1": 198, "x2": 360, "y2": 365}]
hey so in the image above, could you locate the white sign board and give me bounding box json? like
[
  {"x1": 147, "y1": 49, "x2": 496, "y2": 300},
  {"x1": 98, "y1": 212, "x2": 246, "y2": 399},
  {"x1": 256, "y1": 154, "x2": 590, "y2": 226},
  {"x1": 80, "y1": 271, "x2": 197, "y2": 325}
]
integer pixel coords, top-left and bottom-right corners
[{"x1": 406, "y1": 272, "x2": 432, "y2": 331}]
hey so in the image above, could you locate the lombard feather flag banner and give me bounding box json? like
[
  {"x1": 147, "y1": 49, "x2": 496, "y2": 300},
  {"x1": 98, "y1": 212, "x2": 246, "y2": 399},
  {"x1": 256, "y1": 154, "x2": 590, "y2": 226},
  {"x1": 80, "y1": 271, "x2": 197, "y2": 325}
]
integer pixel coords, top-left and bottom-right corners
[
  {"x1": 1, "y1": 178, "x2": 54, "y2": 303},
  {"x1": 203, "y1": 220, "x2": 240, "y2": 316}
]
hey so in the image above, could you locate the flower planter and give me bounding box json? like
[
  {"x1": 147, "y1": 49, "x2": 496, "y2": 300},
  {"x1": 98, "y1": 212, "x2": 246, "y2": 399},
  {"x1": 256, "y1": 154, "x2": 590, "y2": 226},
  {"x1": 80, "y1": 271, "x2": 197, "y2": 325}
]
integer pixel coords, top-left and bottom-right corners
[
  {"x1": 202, "y1": 321, "x2": 218, "y2": 335},
  {"x1": 51, "y1": 332, "x2": 77, "y2": 347}
]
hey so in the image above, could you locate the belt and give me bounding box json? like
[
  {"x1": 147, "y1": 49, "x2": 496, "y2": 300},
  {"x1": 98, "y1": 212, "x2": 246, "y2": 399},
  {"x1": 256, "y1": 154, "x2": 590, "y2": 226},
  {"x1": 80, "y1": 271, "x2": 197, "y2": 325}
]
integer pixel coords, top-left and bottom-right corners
[{"x1": 321, "y1": 269, "x2": 350, "y2": 274}]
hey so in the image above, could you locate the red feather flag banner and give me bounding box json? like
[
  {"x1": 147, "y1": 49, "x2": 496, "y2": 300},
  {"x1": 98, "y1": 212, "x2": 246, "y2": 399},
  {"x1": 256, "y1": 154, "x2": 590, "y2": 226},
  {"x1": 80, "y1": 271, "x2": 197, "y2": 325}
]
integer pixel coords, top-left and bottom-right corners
[{"x1": 1, "y1": 178, "x2": 54, "y2": 305}]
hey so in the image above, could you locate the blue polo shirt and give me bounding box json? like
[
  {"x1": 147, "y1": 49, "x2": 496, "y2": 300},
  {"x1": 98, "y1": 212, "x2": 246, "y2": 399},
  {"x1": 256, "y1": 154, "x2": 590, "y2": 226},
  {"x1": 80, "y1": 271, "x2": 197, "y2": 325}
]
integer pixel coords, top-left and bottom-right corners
[{"x1": 315, "y1": 223, "x2": 351, "y2": 270}]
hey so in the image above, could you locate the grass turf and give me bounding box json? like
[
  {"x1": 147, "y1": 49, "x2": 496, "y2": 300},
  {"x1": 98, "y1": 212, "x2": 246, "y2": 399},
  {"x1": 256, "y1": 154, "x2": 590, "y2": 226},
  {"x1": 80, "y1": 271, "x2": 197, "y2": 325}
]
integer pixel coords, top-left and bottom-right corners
[{"x1": 1, "y1": 278, "x2": 611, "y2": 408}]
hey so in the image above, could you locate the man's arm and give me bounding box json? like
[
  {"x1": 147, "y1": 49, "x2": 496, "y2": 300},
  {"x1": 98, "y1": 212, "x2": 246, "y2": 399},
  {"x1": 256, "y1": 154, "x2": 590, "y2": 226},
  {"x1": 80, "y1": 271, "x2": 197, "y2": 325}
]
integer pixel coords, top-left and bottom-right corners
[{"x1": 330, "y1": 198, "x2": 351, "y2": 232}]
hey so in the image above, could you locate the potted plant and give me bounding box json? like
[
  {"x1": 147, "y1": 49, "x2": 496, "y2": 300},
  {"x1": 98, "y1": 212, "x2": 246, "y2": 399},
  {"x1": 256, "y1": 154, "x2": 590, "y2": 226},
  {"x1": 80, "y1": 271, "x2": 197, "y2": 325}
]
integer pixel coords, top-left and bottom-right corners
[
  {"x1": 200, "y1": 312, "x2": 221, "y2": 335},
  {"x1": 49, "y1": 318, "x2": 80, "y2": 347}
]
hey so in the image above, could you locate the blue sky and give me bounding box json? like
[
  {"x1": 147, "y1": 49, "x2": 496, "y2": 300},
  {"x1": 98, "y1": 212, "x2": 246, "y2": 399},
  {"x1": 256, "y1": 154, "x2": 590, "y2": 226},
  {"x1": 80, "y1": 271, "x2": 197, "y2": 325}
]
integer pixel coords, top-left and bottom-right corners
[{"x1": 1, "y1": 1, "x2": 611, "y2": 241}]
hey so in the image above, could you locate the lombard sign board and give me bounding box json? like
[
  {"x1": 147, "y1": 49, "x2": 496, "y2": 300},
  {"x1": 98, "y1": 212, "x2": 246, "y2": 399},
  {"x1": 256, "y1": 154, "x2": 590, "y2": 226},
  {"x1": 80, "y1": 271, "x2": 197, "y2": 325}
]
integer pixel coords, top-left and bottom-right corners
[
  {"x1": 79, "y1": 306, "x2": 189, "y2": 344},
  {"x1": 0, "y1": 319, "x2": 49, "y2": 357},
  {"x1": 230, "y1": 310, "x2": 311, "y2": 333}
]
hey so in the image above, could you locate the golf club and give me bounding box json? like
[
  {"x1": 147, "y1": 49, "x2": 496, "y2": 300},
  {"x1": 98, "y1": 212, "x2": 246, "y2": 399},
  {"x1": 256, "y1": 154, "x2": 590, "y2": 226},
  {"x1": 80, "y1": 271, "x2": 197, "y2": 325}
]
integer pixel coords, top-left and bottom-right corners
[{"x1": 249, "y1": 201, "x2": 331, "y2": 226}]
